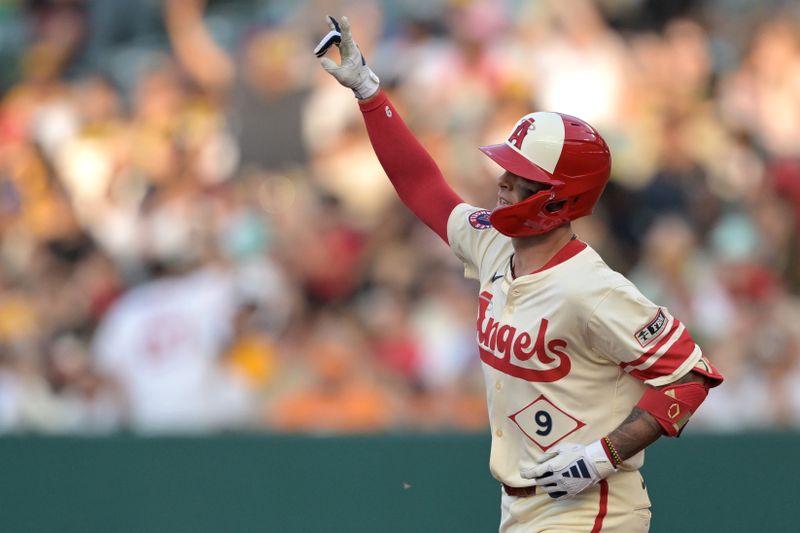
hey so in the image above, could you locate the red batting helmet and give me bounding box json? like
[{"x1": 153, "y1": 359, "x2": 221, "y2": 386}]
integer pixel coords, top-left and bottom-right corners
[{"x1": 480, "y1": 112, "x2": 611, "y2": 237}]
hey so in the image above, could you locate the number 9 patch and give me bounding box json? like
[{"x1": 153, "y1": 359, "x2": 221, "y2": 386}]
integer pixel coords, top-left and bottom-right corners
[{"x1": 508, "y1": 395, "x2": 586, "y2": 451}]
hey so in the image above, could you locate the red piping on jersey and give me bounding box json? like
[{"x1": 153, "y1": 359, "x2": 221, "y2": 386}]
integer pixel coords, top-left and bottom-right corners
[
  {"x1": 591, "y1": 479, "x2": 609, "y2": 533},
  {"x1": 360, "y1": 90, "x2": 463, "y2": 243}
]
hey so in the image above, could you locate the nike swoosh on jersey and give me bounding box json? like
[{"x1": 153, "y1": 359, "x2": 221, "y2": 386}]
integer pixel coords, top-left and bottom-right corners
[{"x1": 491, "y1": 273, "x2": 503, "y2": 282}]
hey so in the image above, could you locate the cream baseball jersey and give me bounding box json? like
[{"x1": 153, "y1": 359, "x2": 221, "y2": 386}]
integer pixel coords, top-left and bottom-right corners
[{"x1": 448, "y1": 203, "x2": 705, "y2": 487}]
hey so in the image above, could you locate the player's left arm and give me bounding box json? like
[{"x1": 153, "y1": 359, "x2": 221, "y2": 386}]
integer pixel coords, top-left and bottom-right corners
[
  {"x1": 522, "y1": 283, "x2": 724, "y2": 500},
  {"x1": 605, "y1": 369, "x2": 715, "y2": 462},
  {"x1": 522, "y1": 364, "x2": 720, "y2": 501}
]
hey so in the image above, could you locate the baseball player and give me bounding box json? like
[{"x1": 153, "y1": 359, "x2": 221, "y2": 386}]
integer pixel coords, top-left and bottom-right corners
[{"x1": 316, "y1": 16, "x2": 723, "y2": 532}]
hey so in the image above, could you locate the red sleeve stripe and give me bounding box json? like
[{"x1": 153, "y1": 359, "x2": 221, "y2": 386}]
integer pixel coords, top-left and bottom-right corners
[
  {"x1": 625, "y1": 327, "x2": 697, "y2": 380},
  {"x1": 628, "y1": 344, "x2": 700, "y2": 382},
  {"x1": 621, "y1": 319, "x2": 682, "y2": 370},
  {"x1": 629, "y1": 326, "x2": 694, "y2": 373}
]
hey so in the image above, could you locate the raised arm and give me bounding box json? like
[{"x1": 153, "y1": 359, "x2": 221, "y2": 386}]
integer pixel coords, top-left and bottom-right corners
[{"x1": 315, "y1": 16, "x2": 462, "y2": 243}]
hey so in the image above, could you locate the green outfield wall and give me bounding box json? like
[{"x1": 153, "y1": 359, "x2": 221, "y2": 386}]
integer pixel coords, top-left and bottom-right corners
[{"x1": 0, "y1": 432, "x2": 794, "y2": 532}]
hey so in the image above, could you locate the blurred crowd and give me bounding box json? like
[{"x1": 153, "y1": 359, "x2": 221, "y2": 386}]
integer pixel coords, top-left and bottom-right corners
[{"x1": 0, "y1": 0, "x2": 798, "y2": 434}]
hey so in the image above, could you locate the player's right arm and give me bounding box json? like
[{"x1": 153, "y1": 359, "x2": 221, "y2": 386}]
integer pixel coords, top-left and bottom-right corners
[{"x1": 315, "y1": 16, "x2": 463, "y2": 244}]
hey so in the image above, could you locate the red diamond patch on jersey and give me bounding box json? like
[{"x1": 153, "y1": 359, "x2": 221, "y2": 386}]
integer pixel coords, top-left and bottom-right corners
[{"x1": 508, "y1": 395, "x2": 585, "y2": 452}]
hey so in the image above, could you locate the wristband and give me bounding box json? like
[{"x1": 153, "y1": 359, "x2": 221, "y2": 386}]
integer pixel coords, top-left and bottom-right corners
[{"x1": 601, "y1": 436, "x2": 623, "y2": 466}]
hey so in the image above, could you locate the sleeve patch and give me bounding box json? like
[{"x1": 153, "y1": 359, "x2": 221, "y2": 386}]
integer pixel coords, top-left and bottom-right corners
[
  {"x1": 468, "y1": 209, "x2": 492, "y2": 230},
  {"x1": 635, "y1": 308, "x2": 668, "y2": 347}
]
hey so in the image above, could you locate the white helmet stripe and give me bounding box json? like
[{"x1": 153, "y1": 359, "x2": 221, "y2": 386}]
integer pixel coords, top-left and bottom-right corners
[{"x1": 504, "y1": 112, "x2": 566, "y2": 174}]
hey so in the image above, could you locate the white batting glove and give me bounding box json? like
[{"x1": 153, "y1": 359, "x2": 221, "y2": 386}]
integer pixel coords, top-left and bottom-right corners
[
  {"x1": 314, "y1": 15, "x2": 380, "y2": 100},
  {"x1": 520, "y1": 441, "x2": 617, "y2": 500}
]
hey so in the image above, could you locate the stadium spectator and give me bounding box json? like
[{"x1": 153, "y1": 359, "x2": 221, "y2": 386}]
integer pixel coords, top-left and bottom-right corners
[{"x1": 0, "y1": 0, "x2": 798, "y2": 434}]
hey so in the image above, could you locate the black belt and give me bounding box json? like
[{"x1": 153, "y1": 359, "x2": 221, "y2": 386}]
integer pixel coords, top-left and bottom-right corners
[{"x1": 503, "y1": 483, "x2": 536, "y2": 497}]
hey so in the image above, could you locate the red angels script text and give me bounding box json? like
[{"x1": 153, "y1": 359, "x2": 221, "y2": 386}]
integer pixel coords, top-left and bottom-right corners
[{"x1": 477, "y1": 291, "x2": 571, "y2": 381}]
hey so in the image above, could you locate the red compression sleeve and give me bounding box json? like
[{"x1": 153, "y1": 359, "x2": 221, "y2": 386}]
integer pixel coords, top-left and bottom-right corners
[
  {"x1": 359, "y1": 91, "x2": 463, "y2": 244},
  {"x1": 636, "y1": 381, "x2": 710, "y2": 437}
]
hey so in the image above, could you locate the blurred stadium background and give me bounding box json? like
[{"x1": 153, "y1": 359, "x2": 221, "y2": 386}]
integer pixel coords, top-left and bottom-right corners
[{"x1": 0, "y1": 0, "x2": 798, "y2": 531}]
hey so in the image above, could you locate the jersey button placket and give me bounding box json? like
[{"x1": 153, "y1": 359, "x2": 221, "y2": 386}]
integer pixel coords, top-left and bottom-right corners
[
  {"x1": 505, "y1": 282, "x2": 521, "y2": 314},
  {"x1": 504, "y1": 287, "x2": 515, "y2": 315}
]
